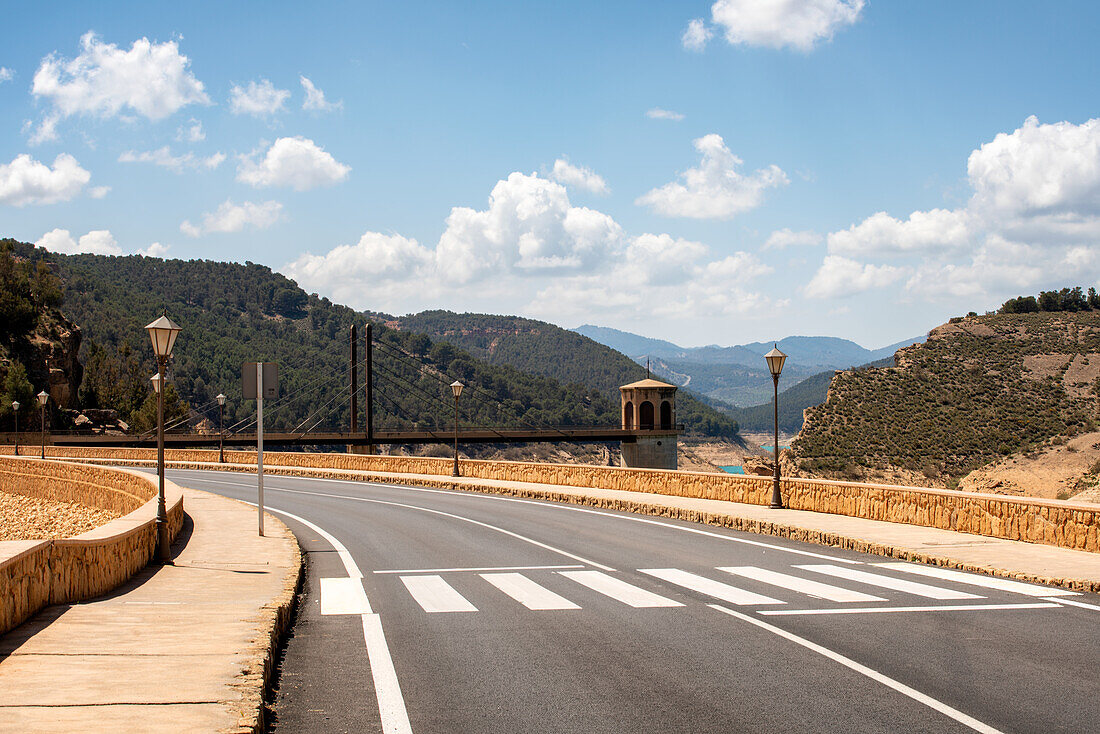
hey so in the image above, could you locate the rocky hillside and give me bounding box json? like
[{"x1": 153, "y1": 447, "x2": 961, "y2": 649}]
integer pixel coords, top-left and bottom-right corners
[{"x1": 792, "y1": 311, "x2": 1100, "y2": 487}]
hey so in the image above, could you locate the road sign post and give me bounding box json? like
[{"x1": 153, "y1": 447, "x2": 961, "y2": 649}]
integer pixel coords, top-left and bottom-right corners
[{"x1": 243, "y1": 362, "x2": 278, "y2": 536}]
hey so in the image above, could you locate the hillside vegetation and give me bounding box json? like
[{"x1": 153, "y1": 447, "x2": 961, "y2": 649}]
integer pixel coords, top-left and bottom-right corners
[{"x1": 793, "y1": 311, "x2": 1100, "y2": 485}]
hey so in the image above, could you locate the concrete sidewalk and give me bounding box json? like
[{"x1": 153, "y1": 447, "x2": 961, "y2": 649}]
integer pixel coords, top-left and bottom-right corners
[
  {"x1": 0, "y1": 487, "x2": 300, "y2": 734},
  {"x1": 92, "y1": 458, "x2": 1100, "y2": 594}
]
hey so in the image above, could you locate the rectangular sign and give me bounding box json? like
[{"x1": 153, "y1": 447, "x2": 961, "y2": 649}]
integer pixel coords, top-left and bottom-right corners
[{"x1": 242, "y1": 362, "x2": 279, "y2": 399}]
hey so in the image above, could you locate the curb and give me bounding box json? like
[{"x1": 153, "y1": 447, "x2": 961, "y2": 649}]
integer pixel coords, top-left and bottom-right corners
[{"x1": 73, "y1": 458, "x2": 1100, "y2": 595}]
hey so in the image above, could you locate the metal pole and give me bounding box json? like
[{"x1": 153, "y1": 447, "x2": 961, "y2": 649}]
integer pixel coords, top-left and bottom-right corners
[
  {"x1": 770, "y1": 373, "x2": 784, "y2": 509},
  {"x1": 13, "y1": 410, "x2": 17, "y2": 456},
  {"x1": 156, "y1": 357, "x2": 171, "y2": 560},
  {"x1": 365, "y1": 323, "x2": 373, "y2": 454},
  {"x1": 350, "y1": 325, "x2": 358, "y2": 438},
  {"x1": 218, "y1": 401, "x2": 225, "y2": 463},
  {"x1": 452, "y1": 393, "x2": 460, "y2": 477},
  {"x1": 257, "y1": 362, "x2": 265, "y2": 536},
  {"x1": 40, "y1": 403, "x2": 46, "y2": 459}
]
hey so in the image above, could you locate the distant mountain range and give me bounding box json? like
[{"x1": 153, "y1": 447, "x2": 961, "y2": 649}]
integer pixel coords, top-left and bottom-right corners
[{"x1": 574, "y1": 324, "x2": 926, "y2": 408}]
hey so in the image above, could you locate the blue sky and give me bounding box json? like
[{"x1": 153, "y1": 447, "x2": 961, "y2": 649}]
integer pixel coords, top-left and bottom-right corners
[{"x1": 3, "y1": 1, "x2": 1100, "y2": 348}]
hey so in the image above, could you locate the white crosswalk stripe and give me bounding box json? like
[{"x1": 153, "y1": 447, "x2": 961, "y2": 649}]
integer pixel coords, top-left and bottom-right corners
[
  {"x1": 873, "y1": 562, "x2": 1080, "y2": 597},
  {"x1": 559, "y1": 570, "x2": 684, "y2": 608},
  {"x1": 400, "y1": 575, "x2": 478, "y2": 613},
  {"x1": 481, "y1": 572, "x2": 581, "y2": 610},
  {"x1": 796, "y1": 564, "x2": 984, "y2": 600},
  {"x1": 640, "y1": 568, "x2": 785, "y2": 606},
  {"x1": 717, "y1": 566, "x2": 887, "y2": 603}
]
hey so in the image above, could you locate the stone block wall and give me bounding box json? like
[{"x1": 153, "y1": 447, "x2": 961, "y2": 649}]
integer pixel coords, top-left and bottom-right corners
[{"x1": 0, "y1": 458, "x2": 185, "y2": 634}]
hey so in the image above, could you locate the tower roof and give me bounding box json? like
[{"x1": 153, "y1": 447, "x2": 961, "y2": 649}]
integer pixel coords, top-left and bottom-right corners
[{"x1": 620, "y1": 378, "x2": 677, "y2": 390}]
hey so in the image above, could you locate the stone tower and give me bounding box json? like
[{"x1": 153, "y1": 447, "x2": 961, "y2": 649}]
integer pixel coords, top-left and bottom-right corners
[{"x1": 619, "y1": 378, "x2": 679, "y2": 469}]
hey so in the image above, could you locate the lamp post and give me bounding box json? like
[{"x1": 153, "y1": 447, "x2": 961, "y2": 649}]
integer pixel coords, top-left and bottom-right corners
[
  {"x1": 216, "y1": 393, "x2": 226, "y2": 463},
  {"x1": 145, "y1": 313, "x2": 182, "y2": 563},
  {"x1": 11, "y1": 401, "x2": 19, "y2": 456},
  {"x1": 36, "y1": 391, "x2": 49, "y2": 459},
  {"x1": 764, "y1": 345, "x2": 787, "y2": 509},
  {"x1": 450, "y1": 380, "x2": 464, "y2": 477}
]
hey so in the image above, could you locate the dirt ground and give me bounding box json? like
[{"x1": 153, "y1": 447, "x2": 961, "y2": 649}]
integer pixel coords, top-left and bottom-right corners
[
  {"x1": 0, "y1": 491, "x2": 121, "y2": 541},
  {"x1": 958, "y1": 431, "x2": 1100, "y2": 503}
]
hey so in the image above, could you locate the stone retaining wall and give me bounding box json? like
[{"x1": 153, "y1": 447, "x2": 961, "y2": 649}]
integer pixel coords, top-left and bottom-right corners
[
  {"x1": 0, "y1": 457, "x2": 185, "y2": 634},
  {"x1": 23, "y1": 446, "x2": 1100, "y2": 554}
]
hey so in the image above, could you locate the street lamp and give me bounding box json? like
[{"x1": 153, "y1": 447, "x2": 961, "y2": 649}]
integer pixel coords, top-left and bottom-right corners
[
  {"x1": 11, "y1": 401, "x2": 20, "y2": 456},
  {"x1": 450, "y1": 380, "x2": 464, "y2": 477},
  {"x1": 764, "y1": 345, "x2": 787, "y2": 509},
  {"x1": 36, "y1": 391, "x2": 49, "y2": 460},
  {"x1": 216, "y1": 393, "x2": 226, "y2": 463},
  {"x1": 145, "y1": 312, "x2": 181, "y2": 563}
]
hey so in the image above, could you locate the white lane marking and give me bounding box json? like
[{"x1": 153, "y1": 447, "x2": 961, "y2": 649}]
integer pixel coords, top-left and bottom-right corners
[
  {"x1": 558, "y1": 570, "x2": 684, "y2": 608},
  {"x1": 718, "y1": 566, "x2": 886, "y2": 603},
  {"x1": 240, "y1": 499, "x2": 412, "y2": 734},
  {"x1": 1045, "y1": 596, "x2": 1100, "y2": 611},
  {"x1": 797, "y1": 564, "x2": 983, "y2": 600},
  {"x1": 362, "y1": 613, "x2": 414, "y2": 734},
  {"x1": 400, "y1": 575, "x2": 478, "y2": 613},
  {"x1": 242, "y1": 500, "x2": 364, "y2": 579},
  {"x1": 255, "y1": 485, "x2": 615, "y2": 571},
  {"x1": 874, "y1": 562, "x2": 1081, "y2": 597},
  {"x1": 237, "y1": 472, "x2": 864, "y2": 565},
  {"x1": 376, "y1": 564, "x2": 583, "y2": 575},
  {"x1": 759, "y1": 602, "x2": 1061, "y2": 616},
  {"x1": 710, "y1": 604, "x2": 1005, "y2": 734},
  {"x1": 640, "y1": 568, "x2": 785, "y2": 606},
  {"x1": 481, "y1": 573, "x2": 581, "y2": 610},
  {"x1": 320, "y1": 577, "x2": 374, "y2": 615}
]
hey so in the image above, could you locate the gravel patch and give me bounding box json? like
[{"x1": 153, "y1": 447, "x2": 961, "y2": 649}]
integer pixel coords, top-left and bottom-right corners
[{"x1": 0, "y1": 491, "x2": 122, "y2": 541}]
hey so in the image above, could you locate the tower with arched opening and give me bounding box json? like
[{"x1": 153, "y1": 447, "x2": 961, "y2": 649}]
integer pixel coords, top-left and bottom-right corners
[{"x1": 619, "y1": 377, "x2": 679, "y2": 469}]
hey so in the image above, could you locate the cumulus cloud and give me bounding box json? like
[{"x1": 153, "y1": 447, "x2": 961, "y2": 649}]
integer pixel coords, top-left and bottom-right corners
[
  {"x1": 709, "y1": 0, "x2": 865, "y2": 51},
  {"x1": 646, "y1": 108, "x2": 685, "y2": 121},
  {"x1": 1, "y1": 153, "x2": 91, "y2": 206},
  {"x1": 180, "y1": 199, "x2": 284, "y2": 237},
  {"x1": 89, "y1": 185, "x2": 110, "y2": 199},
  {"x1": 300, "y1": 75, "x2": 341, "y2": 111},
  {"x1": 118, "y1": 146, "x2": 225, "y2": 172},
  {"x1": 807, "y1": 115, "x2": 1100, "y2": 301},
  {"x1": 138, "y1": 242, "x2": 171, "y2": 258},
  {"x1": 636, "y1": 133, "x2": 787, "y2": 219},
  {"x1": 229, "y1": 79, "x2": 289, "y2": 117},
  {"x1": 30, "y1": 32, "x2": 209, "y2": 141},
  {"x1": 804, "y1": 255, "x2": 904, "y2": 299},
  {"x1": 549, "y1": 158, "x2": 609, "y2": 194},
  {"x1": 763, "y1": 228, "x2": 822, "y2": 250},
  {"x1": 0, "y1": 67, "x2": 13, "y2": 83},
  {"x1": 177, "y1": 118, "x2": 205, "y2": 142},
  {"x1": 682, "y1": 19, "x2": 713, "y2": 51},
  {"x1": 236, "y1": 136, "x2": 350, "y2": 190},
  {"x1": 36, "y1": 228, "x2": 123, "y2": 256}
]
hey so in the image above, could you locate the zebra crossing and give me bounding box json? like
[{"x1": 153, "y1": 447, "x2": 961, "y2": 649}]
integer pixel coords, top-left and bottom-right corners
[{"x1": 360, "y1": 561, "x2": 1084, "y2": 617}]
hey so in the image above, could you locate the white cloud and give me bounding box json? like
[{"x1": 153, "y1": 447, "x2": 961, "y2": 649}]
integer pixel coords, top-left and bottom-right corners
[
  {"x1": 180, "y1": 199, "x2": 284, "y2": 237},
  {"x1": 710, "y1": 0, "x2": 865, "y2": 52},
  {"x1": 763, "y1": 228, "x2": 822, "y2": 250},
  {"x1": 0, "y1": 153, "x2": 91, "y2": 206},
  {"x1": 635, "y1": 133, "x2": 787, "y2": 219},
  {"x1": 826, "y1": 208, "x2": 971, "y2": 258},
  {"x1": 89, "y1": 185, "x2": 110, "y2": 199},
  {"x1": 138, "y1": 242, "x2": 171, "y2": 258},
  {"x1": 0, "y1": 67, "x2": 13, "y2": 83},
  {"x1": 119, "y1": 146, "x2": 225, "y2": 172},
  {"x1": 30, "y1": 32, "x2": 209, "y2": 141},
  {"x1": 236, "y1": 136, "x2": 350, "y2": 190},
  {"x1": 549, "y1": 158, "x2": 609, "y2": 194},
  {"x1": 804, "y1": 255, "x2": 904, "y2": 299},
  {"x1": 177, "y1": 118, "x2": 205, "y2": 142},
  {"x1": 682, "y1": 19, "x2": 713, "y2": 51},
  {"x1": 300, "y1": 75, "x2": 341, "y2": 111},
  {"x1": 229, "y1": 79, "x2": 289, "y2": 117},
  {"x1": 646, "y1": 108, "x2": 685, "y2": 121},
  {"x1": 36, "y1": 228, "x2": 123, "y2": 256},
  {"x1": 436, "y1": 172, "x2": 622, "y2": 283},
  {"x1": 285, "y1": 232, "x2": 432, "y2": 304},
  {"x1": 27, "y1": 113, "x2": 60, "y2": 146}
]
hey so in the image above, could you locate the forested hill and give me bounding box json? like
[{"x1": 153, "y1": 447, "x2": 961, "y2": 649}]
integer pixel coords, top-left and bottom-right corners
[
  {"x1": 389, "y1": 311, "x2": 740, "y2": 438},
  {"x1": 4, "y1": 239, "x2": 618, "y2": 436}
]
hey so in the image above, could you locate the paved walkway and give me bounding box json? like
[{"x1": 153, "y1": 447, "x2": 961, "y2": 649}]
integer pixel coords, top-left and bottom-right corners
[{"x1": 0, "y1": 487, "x2": 300, "y2": 734}]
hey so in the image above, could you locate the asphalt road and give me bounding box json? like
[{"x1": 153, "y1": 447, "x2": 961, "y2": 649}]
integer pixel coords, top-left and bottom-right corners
[{"x1": 162, "y1": 469, "x2": 1100, "y2": 734}]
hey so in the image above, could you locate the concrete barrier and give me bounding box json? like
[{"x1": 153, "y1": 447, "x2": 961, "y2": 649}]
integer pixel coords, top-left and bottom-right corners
[
  {"x1": 21, "y1": 446, "x2": 1100, "y2": 554},
  {"x1": 0, "y1": 457, "x2": 185, "y2": 634}
]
